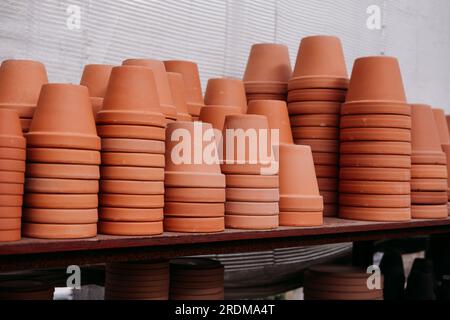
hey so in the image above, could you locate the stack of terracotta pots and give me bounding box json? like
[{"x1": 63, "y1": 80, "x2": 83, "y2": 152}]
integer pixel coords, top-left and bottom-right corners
[
  {"x1": 222, "y1": 114, "x2": 280, "y2": 230},
  {"x1": 97, "y1": 66, "x2": 166, "y2": 236},
  {"x1": 289, "y1": 36, "x2": 349, "y2": 217},
  {"x1": 0, "y1": 280, "x2": 54, "y2": 300},
  {"x1": 243, "y1": 44, "x2": 292, "y2": 103},
  {"x1": 339, "y1": 56, "x2": 412, "y2": 222},
  {"x1": 105, "y1": 261, "x2": 169, "y2": 300},
  {"x1": 23, "y1": 84, "x2": 100, "y2": 239},
  {"x1": 164, "y1": 60, "x2": 204, "y2": 120},
  {"x1": 304, "y1": 264, "x2": 383, "y2": 300},
  {"x1": 164, "y1": 121, "x2": 225, "y2": 233},
  {"x1": 166, "y1": 72, "x2": 193, "y2": 121},
  {"x1": 0, "y1": 110, "x2": 25, "y2": 242},
  {"x1": 432, "y1": 108, "x2": 450, "y2": 208},
  {"x1": 170, "y1": 258, "x2": 224, "y2": 300},
  {"x1": 0, "y1": 59, "x2": 48, "y2": 132},
  {"x1": 80, "y1": 64, "x2": 114, "y2": 114},
  {"x1": 410, "y1": 104, "x2": 448, "y2": 219},
  {"x1": 123, "y1": 59, "x2": 178, "y2": 122}
]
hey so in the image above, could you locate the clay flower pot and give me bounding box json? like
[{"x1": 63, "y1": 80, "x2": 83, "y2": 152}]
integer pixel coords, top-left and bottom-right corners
[
  {"x1": 290, "y1": 36, "x2": 349, "y2": 90},
  {"x1": 346, "y1": 56, "x2": 407, "y2": 103},
  {"x1": 204, "y1": 78, "x2": 247, "y2": 113},
  {"x1": 27, "y1": 84, "x2": 100, "y2": 151},
  {"x1": 442, "y1": 145, "x2": 450, "y2": 200},
  {"x1": 123, "y1": 59, "x2": 177, "y2": 120},
  {"x1": 166, "y1": 72, "x2": 192, "y2": 121},
  {"x1": 199, "y1": 106, "x2": 241, "y2": 132},
  {"x1": 289, "y1": 101, "x2": 341, "y2": 115},
  {"x1": 80, "y1": 64, "x2": 114, "y2": 114},
  {"x1": 0, "y1": 109, "x2": 26, "y2": 149},
  {"x1": 164, "y1": 60, "x2": 204, "y2": 116},
  {"x1": 432, "y1": 108, "x2": 450, "y2": 145},
  {"x1": 0, "y1": 59, "x2": 48, "y2": 119},
  {"x1": 98, "y1": 66, "x2": 165, "y2": 126},
  {"x1": 243, "y1": 43, "x2": 292, "y2": 93},
  {"x1": 411, "y1": 104, "x2": 447, "y2": 164},
  {"x1": 247, "y1": 100, "x2": 294, "y2": 144}
]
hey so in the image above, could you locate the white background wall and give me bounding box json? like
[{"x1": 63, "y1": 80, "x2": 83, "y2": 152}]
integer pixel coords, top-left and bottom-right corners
[{"x1": 1, "y1": 0, "x2": 449, "y2": 110}]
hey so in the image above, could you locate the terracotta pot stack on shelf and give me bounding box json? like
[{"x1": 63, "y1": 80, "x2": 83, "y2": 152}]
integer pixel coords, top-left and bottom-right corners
[
  {"x1": 304, "y1": 264, "x2": 384, "y2": 300},
  {"x1": 164, "y1": 121, "x2": 225, "y2": 233},
  {"x1": 289, "y1": 36, "x2": 349, "y2": 217},
  {"x1": 166, "y1": 72, "x2": 193, "y2": 121},
  {"x1": 0, "y1": 59, "x2": 48, "y2": 132},
  {"x1": 96, "y1": 66, "x2": 166, "y2": 236},
  {"x1": 243, "y1": 43, "x2": 292, "y2": 103},
  {"x1": 432, "y1": 108, "x2": 450, "y2": 207},
  {"x1": 0, "y1": 280, "x2": 54, "y2": 300},
  {"x1": 164, "y1": 60, "x2": 204, "y2": 120},
  {"x1": 339, "y1": 56, "x2": 412, "y2": 222},
  {"x1": 0, "y1": 109, "x2": 25, "y2": 242},
  {"x1": 105, "y1": 261, "x2": 169, "y2": 300},
  {"x1": 23, "y1": 84, "x2": 100, "y2": 239},
  {"x1": 221, "y1": 114, "x2": 280, "y2": 230},
  {"x1": 410, "y1": 104, "x2": 448, "y2": 219},
  {"x1": 80, "y1": 64, "x2": 114, "y2": 115},
  {"x1": 170, "y1": 258, "x2": 224, "y2": 300}
]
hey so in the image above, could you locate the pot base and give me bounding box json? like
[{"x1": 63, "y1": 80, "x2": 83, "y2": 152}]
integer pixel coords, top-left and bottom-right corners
[
  {"x1": 225, "y1": 214, "x2": 278, "y2": 230},
  {"x1": 22, "y1": 223, "x2": 97, "y2": 239}
]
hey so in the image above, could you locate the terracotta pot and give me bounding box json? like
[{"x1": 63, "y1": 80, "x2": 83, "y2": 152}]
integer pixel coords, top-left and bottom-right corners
[
  {"x1": 99, "y1": 221, "x2": 163, "y2": 236},
  {"x1": 165, "y1": 188, "x2": 225, "y2": 203},
  {"x1": 279, "y1": 211, "x2": 323, "y2": 227},
  {"x1": 0, "y1": 109, "x2": 26, "y2": 149},
  {"x1": 288, "y1": 89, "x2": 347, "y2": 103},
  {"x1": 27, "y1": 84, "x2": 100, "y2": 150},
  {"x1": 0, "y1": 171, "x2": 25, "y2": 184},
  {"x1": 26, "y1": 163, "x2": 99, "y2": 180},
  {"x1": 225, "y1": 174, "x2": 278, "y2": 189},
  {"x1": 123, "y1": 59, "x2": 177, "y2": 119},
  {"x1": 165, "y1": 202, "x2": 224, "y2": 218},
  {"x1": 100, "y1": 180, "x2": 164, "y2": 195},
  {"x1": 411, "y1": 165, "x2": 447, "y2": 179},
  {"x1": 226, "y1": 188, "x2": 279, "y2": 202},
  {"x1": 442, "y1": 144, "x2": 450, "y2": 200},
  {"x1": 340, "y1": 167, "x2": 410, "y2": 181},
  {"x1": 411, "y1": 179, "x2": 447, "y2": 192},
  {"x1": 243, "y1": 43, "x2": 292, "y2": 89},
  {"x1": 204, "y1": 78, "x2": 247, "y2": 113},
  {"x1": 22, "y1": 223, "x2": 97, "y2": 239},
  {"x1": 290, "y1": 36, "x2": 348, "y2": 90},
  {"x1": 0, "y1": 194, "x2": 23, "y2": 206},
  {"x1": 341, "y1": 101, "x2": 411, "y2": 116},
  {"x1": 288, "y1": 102, "x2": 341, "y2": 115},
  {"x1": 199, "y1": 106, "x2": 241, "y2": 132},
  {"x1": 23, "y1": 208, "x2": 98, "y2": 224},
  {"x1": 0, "y1": 183, "x2": 24, "y2": 195},
  {"x1": 340, "y1": 154, "x2": 411, "y2": 168},
  {"x1": 225, "y1": 202, "x2": 279, "y2": 216},
  {"x1": 0, "y1": 147, "x2": 26, "y2": 161},
  {"x1": 100, "y1": 166, "x2": 164, "y2": 181},
  {"x1": 340, "y1": 141, "x2": 411, "y2": 155},
  {"x1": 340, "y1": 128, "x2": 411, "y2": 142},
  {"x1": 164, "y1": 217, "x2": 224, "y2": 233},
  {"x1": 247, "y1": 100, "x2": 294, "y2": 144},
  {"x1": 315, "y1": 165, "x2": 339, "y2": 178},
  {"x1": 166, "y1": 72, "x2": 192, "y2": 121},
  {"x1": 312, "y1": 152, "x2": 339, "y2": 166},
  {"x1": 339, "y1": 180, "x2": 410, "y2": 195},
  {"x1": 163, "y1": 60, "x2": 204, "y2": 116},
  {"x1": 411, "y1": 191, "x2": 448, "y2": 205},
  {"x1": 101, "y1": 138, "x2": 165, "y2": 154},
  {"x1": 100, "y1": 207, "x2": 163, "y2": 222},
  {"x1": 0, "y1": 229, "x2": 21, "y2": 242},
  {"x1": 339, "y1": 194, "x2": 411, "y2": 208},
  {"x1": 411, "y1": 205, "x2": 447, "y2": 219},
  {"x1": 339, "y1": 206, "x2": 411, "y2": 222},
  {"x1": 80, "y1": 64, "x2": 114, "y2": 113},
  {"x1": 0, "y1": 207, "x2": 22, "y2": 219},
  {"x1": 0, "y1": 159, "x2": 25, "y2": 172},
  {"x1": 98, "y1": 66, "x2": 165, "y2": 126},
  {"x1": 340, "y1": 114, "x2": 412, "y2": 129},
  {"x1": 291, "y1": 114, "x2": 340, "y2": 127},
  {"x1": 97, "y1": 125, "x2": 165, "y2": 141},
  {"x1": 25, "y1": 178, "x2": 99, "y2": 194},
  {"x1": 225, "y1": 214, "x2": 278, "y2": 230},
  {"x1": 432, "y1": 108, "x2": 450, "y2": 145},
  {"x1": 278, "y1": 144, "x2": 323, "y2": 212},
  {"x1": 165, "y1": 172, "x2": 225, "y2": 189},
  {"x1": 27, "y1": 148, "x2": 100, "y2": 165},
  {"x1": 24, "y1": 193, "x2": 98, "y2": 209},
  {"x1": 0, "y1": 59, "x2": 48, "y2": 119},
  {"x1": 346, "y1": 56, "x2": 406, "y2": 103},
  {"x1": 295, "y1": 139, "x2": 339, "y2": 153},
  {"x1": 246, "y1": 93, "x2": 286, "y2": 101},
  {"x1": 100, "y1": 194, "x2": 164, "y2": 208},
  {"x1": 0, "y1": 218, "x2": 21, "y2": 230},
  {"x1": 293, "y1": 127, "x2": 339, "y2": 140},
  {"x1": 101, "y1": 152, "x2": 164, "y2": 168}
]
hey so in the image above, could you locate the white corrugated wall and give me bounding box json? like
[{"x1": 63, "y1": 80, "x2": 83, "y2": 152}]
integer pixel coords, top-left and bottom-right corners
[{"x1": 0, "y1": 0, "x2": 449, "y2": 109}]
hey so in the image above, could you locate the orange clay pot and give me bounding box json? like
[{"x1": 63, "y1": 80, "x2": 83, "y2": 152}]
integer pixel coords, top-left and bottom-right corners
[
  {"x1": 97, "y1": 125, "x2": 165, "y2": 141},
  {"x1": 0, "y1": 171, "x2": 24, "y2": 184},
  {"x1": 295, "y1": 139, "x2": 339, "y2": 153},
  {"x1": 290, "y1": 36, "x2": 348, "y2": 90},
  {"x1": 225, "y1": 174, "x2": 278, "y2": 189},
  {"x1": 24, "y1": 193, "x2": 98, "y2": 209},
  {"x1": 340, "y1": 154, "x2": 411, "y2": 168},
  {"x1": 279, "y1": 211, "x2": 323, "y2": 227},
  {"x1": 101, "y1": 152, "x2": 164, "y2": 168},
  {"x1": 166, "y1": 72, "x2": 192, "y2": 121},
  {"x1": 100, "y1": 166, "x2": 164, "y2": 181},
  {"x1": 411, "y1": 165, "x2": 447, "y2": 179},
  {"x1": 0, "y1": 207, "x2": 22, "y2": 218},
  {"x1": 246, "y1": 93, "x2": 286, "y2": 102},
  {"x1": 225, "y1": 215, "x2": 278, "y2": 230},
  {"x1": 0, "y1": 59, "x2": 48, "y2": 119},
  {"x1": 27, "y1": 84, "x2": 100, "y2": 150},
  {"x1": 247, "y1": 100, "x2": 294, "y2": 144},
  {"x1": 411, "y1": 205, "x2": 448, "y2": 219},
  {"x1": 432, "y1": 108, "x2": 450, "y2": 145},
  {"x1": 164, "y1": 217, "x2": 224, "y2": 233},
  {"x1": 339, "y1": 167, "x2": 411, "y2": 181},
  {"x1": 199, "y1": 106, "x2": 242, "y2": 132},
  {"x1": 164, "y1": 188, "x2": 225, "y2": 203},
  {"x1": 0, "y1": 147, "x2": 26, "y2": 161},
  {"x1": 345, "y1": 56, "x2": 406, "y2": 103},
  {"x1": 99, "y1": 221, "x2": 163, "y2": 236},
  {"x1": 164, "y1": 202, "x2": 224, "y2": 218},
  {"x1": 100, "y1": 194, "x2": 164, "y2": 209},
  {"x1": 80, "y1": 64, "x2": 114, "y2": 114},
  {"x1": 0, "y1": 159, "x2": 25, "y2": 172},
  {"x1": 101, "y1": 138, "x2": 165, "y2": 154},
  {"x1": 339, "y1": 180, "x2": 410, "y2": 195},
  {"x1": 100, "y1": 207, "x2": 163, "y2": 222},
  {"x1": 26, "y1": 163, "x2": 99, "y2": 180},
  {"x1": 25, "y1": 178, "x2": 99, "y2": 194},
  {"x1": 293, "y1": 127, "x2": 339, "y2": 140},
  {"x1": 340, "y1": 128, "x2": 411, "y2": 142},
  {"x1": 411, "y1": 191, "x2": 448, "y2": 205},
  {"x1": 339, "y1": 194, "x2": 411, "y2": 208},
  {"x1": 0, "y1": 194, "x2": 23, "y2": 206},
  {"x1": 27, "y1": 148, "x2": 100, "y2": 165},
  {"x1": 410, "y1": 179, "x2": 447, "y2": 192},
  {"x1": 312, "y1": 152, "x2": 339, "y2": 166},
  {"x1": 340, "y1": 114, "x2": 412, "y2": 129},
  {"x1": 225, "y1": 188, "x2": 279, "y2": 202},
  {"x1": 0, "y1": 183, "x2": 24, "y2": 195},
  {"x1": 0, "y1": 230, "x2": 21, "y2": 242},
  {"x1": 288, "y1": 101, "x2": 341, "y2": 115},
  {"x1": 225, "y1": 202, "x2": 279, "y2": 216},
  {"x1": 341, "y1": 101, "x2": 411, "y2": 116},
  {"x1": 100, "y1": 180, "x2": 164, "y2": 195},
  {"x1": 0, "y1": 218, "x2": 21, "y2": 230},
  {"x1": 22, "y1": 223, "x2": 97, "y2": 239},
  {"x1": 287, "y1": 89, "x2": 347, "y2": 103},
  {"x1": 339, "y1": 206, "x2": 411, "y2": 222},
  {"x1": 315, "y1": 165, "x2": 339, "y2": 178},
  {"x1": 291, "y1": 114, "x2": 340, "y2": 127},
  {"x1": 23, "y1": 208, "x2": 98, "y2": 224},
  {"x1": 164, "y1": 60, "x2": 204, "y2": 116},
  {"x1": 442, "y1": 144, "x2": 450, "y2": 200},
  {"x1": 340, "y1": 141, "x2": 411, "y2": 155},
  {"x1": 317, "y1": 178, "x2": 338, "y2": 192},
  {"x1": 204, "y1": 78, "x2": 247, "y2": 113},
  {"x1": 0, "y1": 109, "x2": 26, "y2": 149},
  {"x1": 123, "y1": 59, "x2": 177, "y2": 119}
]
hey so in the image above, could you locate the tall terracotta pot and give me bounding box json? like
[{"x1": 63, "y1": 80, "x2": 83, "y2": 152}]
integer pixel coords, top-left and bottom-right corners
[
  {"x1": 204, "y1": 78, "x2": 247, "y2": 113},
  {"x1": 166, "y1": 72, "x2": 192, "y2": 121},
  {"x1": 80, "y1": 64, "x2": 114, "y2": 114}
]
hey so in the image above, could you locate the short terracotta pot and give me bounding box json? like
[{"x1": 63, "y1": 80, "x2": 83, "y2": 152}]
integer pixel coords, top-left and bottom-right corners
[
  {"x1": 290, "y1": 36, "x2": 348, "y2": 90},
  {"x1": 411, "y1": 179, "x2": 447, "y2": 192},
  {"x1": 288, "y1": 102, "x2": 341, "y2": 115},
  {"x1": 25, "y1": 178, "x2": 99, "y2": 194},
  {"x1": 0, "y1": 109, "x2": 26, "y2": 149},
  {"x1": 101, "y1": 152, "x2": 164, "y2": 168},
  {"x1": 26, "y1": 163, "x2": 99, "y2": 180},
  {"x1": 101, "y1": 138, "x2": 165, "y2": 154},
  {"x1": 100, "y1": 166, "x2": 164, "y2": 181},
  {"x1": 123, "y1": 59, "x2": 177, "y2": 119},
  {"x1": 0, "y1": 147, "x2": 26, "y2": 161},
  {"x1": 345, "y1": 56, "x2": 406, "y2": 103},
  {"x1": 27, "y1": 148, "x2": 100, "y2": 165},
  {"x1": 291, "y1": 114, "x2": 340, "y2": 127},
  {"x1": 339, "y1": 180, "x2": 410, "y2": 195},
  {"x1": 341, "y1": 101, "x2": 411, "y2": 116},
  {"x1": 247, "y1": 100, "x2": 294, "y2": 144},
  {"x1": 226, "y1": 188, "x2": 279, "y2": 202},
  {"x1": 0, "y1": 182, "x2": 24, "y2": 195},
  {"x1": 243, "y1": 43, "x2": 292, "y2": 90},
  {"x1": 411, "y1": 205, "x2": 448, "y2": 219},
  {"x1": 0, "y1": 207, "x2": 22, "y2": 219},
  {"x1": 340, "y1": 167, "x2": 411, "y2": 182},
  {"x1": 165, "y1": 187, "x2": 225, "y2": 203},
  {"x1": 99, "y1": 221, "x2": 163, "y2": 236},
  {"x1": 225, "y1": 174, "x2": 279, "y2": 189},
  {"x1": 287, "y1": 89, "x2": 347, "y2": 103},
  {"x1": 97, "y1": 125, "x2": 165, "y2": 141},
  {"x1": 225, "y1": 202, "x2": 279, "y2": 216},
  {"x1": 80, "y1": 64, "x2": 114, "y2": 114},
  {"x1": 225, "y1": 214, "x2": 278, "y2": 230},
  {"x1": 100, "y1": 207, "x2": 163, "y2": 222},
  {"x1": 0, "y1": 229, "x2": 21, "y2": 242},
  {"x1": 27, "y1": 84, "x2": 100, "y2": 151},
  {"x1": 339, "y1": 194, "x2": 411, "y2": 208},
  {"x1": 23, "y1": 223, "x2": 97, "y2": 239},
  {"x1": 432, "y1": 108, "x2": 450, "y2": 145},
  {"x1": 340, "y1": 154, "x2": 411, "y2": 168},
  {"x1": 293, "y1": 127, "x2": 339, "y2": 140},
  {"x1": 164, "y1": 60, "x2": 204, "y2": 116},
  {"x1": 23, "y1": 208, "x2": 98, "y2": 224},
  {"x1": 166, "y1": 72, "x2": 192, "y2": 121},
  {"x1": 295, "y1": 139, "x2": 340, "y2": 153},
  {"x1": 164, "y1": 202, "x2": 224, "y2": 218},
  {"x1": 340, "y1": 114, "x2": 412, "y2": 129},
  {"x1": 100, "y1": 194, "x2": 164, "y2": 208},
  {"x1": 279, "y1": 211, "x2": 323, "y2": 227},
  {"x1": 0, "y1": 159, "x2": 25, "y2": 172},
  {"x1": 0, "y1": 59, "x2": 48, "y2": 119},
  {"x1": 411, "y1": 191, "x2": 448, "y2": 205},
  {"x1": 24, "y1": 193, "x2": 98, "y2": 209},
  {"x1": 411, "y1": 165, "x2": 447, "y2": 179},
  {"x1": 340, "y1": 128, "x2": 411, "y2": 142},
  {"x1": 164, "y1": 217, "x2": 224, "y2": 233},
  {"x1": 100, "y1": 180, "x2": 164, "y2": 195},
  {"x1": 339, "y1": 206, "x2": 411, "y2": 222},
  {"x1": 204, "y1": 78, "x2": 247, "y2": 113},
  {"x1": 312, "y1": 152, "x2": 340, "y2": 166},
  {"x1": 199, "y1": 106, "x2": 241, "y2": 132},
  {"x1": 0, "y1": 171, "x2": 25, "y2": 184},
  {"x1": 340, "y1": 141, "x2": 411, "y2": 155}
]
